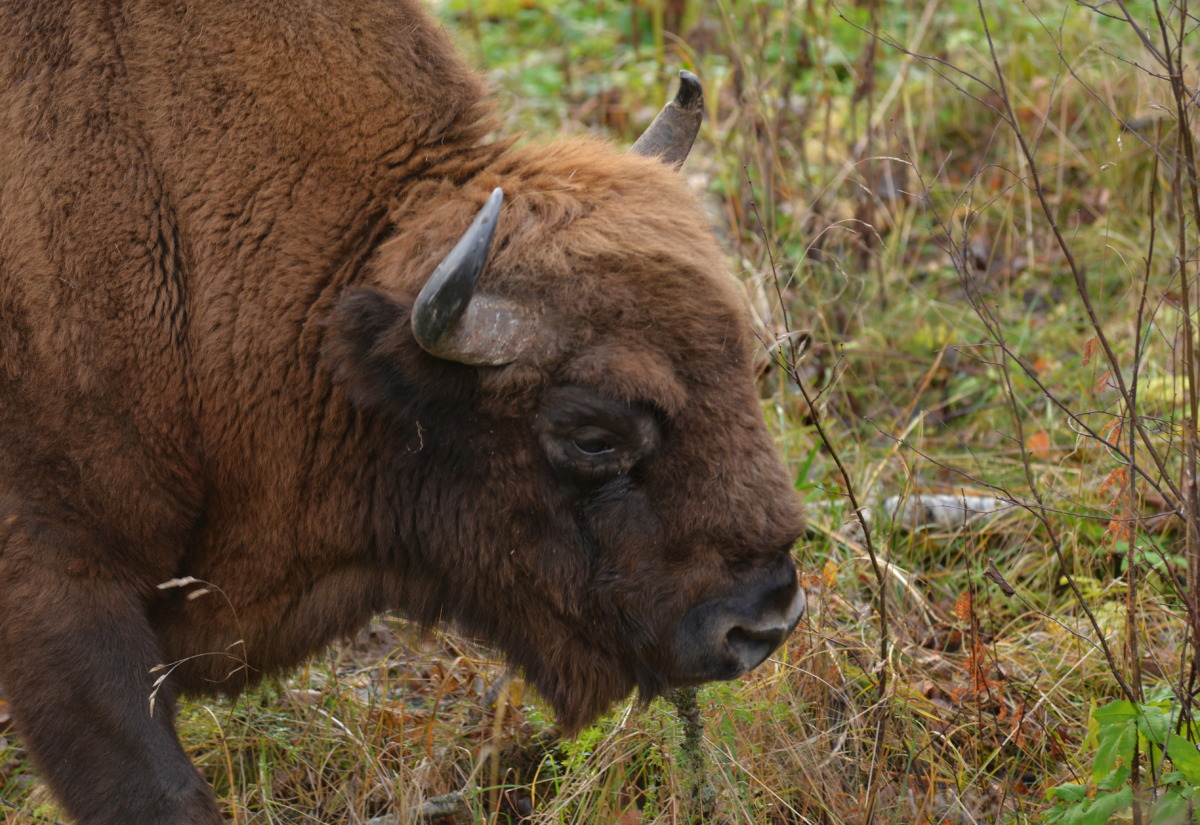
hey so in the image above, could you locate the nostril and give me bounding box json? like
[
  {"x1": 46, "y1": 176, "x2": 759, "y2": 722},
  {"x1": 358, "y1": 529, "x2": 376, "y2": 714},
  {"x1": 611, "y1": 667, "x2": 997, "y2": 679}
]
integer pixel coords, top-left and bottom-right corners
[
  {"x1": 727, "y1": 624, "x2": 785, "y2": 648},
  {"x1": 724, "y1": 624, "x2": 782, "y2": 672},
  {"x1": 723, "y1": 587, "x2": 805, "y2": 674},
  {"x1": 671, "y1": 565, "x2": 806, "y2": 683}
]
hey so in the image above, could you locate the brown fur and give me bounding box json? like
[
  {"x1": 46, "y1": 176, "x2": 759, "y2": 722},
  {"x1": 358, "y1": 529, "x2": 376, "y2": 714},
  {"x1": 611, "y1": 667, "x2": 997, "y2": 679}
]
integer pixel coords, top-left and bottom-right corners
[{"x1": 0, "y1": 2, "x2": 804, "y2": 824}]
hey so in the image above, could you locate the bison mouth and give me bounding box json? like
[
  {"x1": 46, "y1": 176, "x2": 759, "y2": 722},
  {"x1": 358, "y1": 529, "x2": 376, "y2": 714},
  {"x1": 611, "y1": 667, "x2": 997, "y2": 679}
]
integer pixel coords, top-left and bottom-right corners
[
  {"x1": 668, "y1": 555, "x2": 805, "y2": 684},
  {"x1": 506, "y1": 554, "x2": 804, "y2": 734}
]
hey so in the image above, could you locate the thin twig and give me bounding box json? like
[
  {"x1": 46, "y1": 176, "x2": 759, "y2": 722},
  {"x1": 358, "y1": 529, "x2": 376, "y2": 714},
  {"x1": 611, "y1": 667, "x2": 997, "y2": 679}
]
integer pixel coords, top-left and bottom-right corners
[
  {"x1": 742, "y1": 159, "x2": 893, "y2": 824},
  {"x1": 972, "y1": 0, "x2": 1138, "y2": 701}
]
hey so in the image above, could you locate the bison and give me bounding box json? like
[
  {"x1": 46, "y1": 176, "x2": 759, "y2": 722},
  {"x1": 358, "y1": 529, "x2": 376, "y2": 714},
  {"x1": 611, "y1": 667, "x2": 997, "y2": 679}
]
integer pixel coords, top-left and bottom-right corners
[{"x1": 0, "y1": 1, "x2": 805, "y2": 823}]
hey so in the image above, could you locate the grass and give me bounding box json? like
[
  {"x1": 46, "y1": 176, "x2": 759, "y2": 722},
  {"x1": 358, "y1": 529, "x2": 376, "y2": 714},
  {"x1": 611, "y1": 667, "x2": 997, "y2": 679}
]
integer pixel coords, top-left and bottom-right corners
[{"x1": 4, "y1": 0, "x2": 1199, "y2": 822}]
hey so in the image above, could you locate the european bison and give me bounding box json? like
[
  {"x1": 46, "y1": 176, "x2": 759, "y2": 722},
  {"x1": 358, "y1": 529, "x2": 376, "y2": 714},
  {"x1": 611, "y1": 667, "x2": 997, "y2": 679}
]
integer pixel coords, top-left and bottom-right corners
[{"x1": 0, "y1": 1, "x2": 805, "y2": 823}]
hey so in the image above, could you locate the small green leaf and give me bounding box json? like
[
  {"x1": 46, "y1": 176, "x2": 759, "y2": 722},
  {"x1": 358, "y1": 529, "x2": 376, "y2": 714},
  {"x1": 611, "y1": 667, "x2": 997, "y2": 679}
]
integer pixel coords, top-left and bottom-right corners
[
  {"x1": 1094, "y1": 720, "x2": 1137, "y2": 782},
  {"x1": 1049, "y1": 783, "x2": 1089, "y2": 803},
  {"x1": 1093, "y1": 700, "x2": 1139, "y2": 724},
  {"x1": 1079, "y1": 787, "x2": 1132, "y2": 825},
  {"x1": 1097, "y1": 763, "x2": 1129, "y2": 790},
  {"x1": 1168, "y1": 733, "x2": 1200, "y2": 785},
  {"x1": 1040, "y1": 806, "x2": 1065, "y2": 824},
  {"x1": 1151, "y1": 790, "x2": 1189, "y2": 825},
  {"x1": 1135, "y1": 703, "x2": 1172, "y2": 746}
]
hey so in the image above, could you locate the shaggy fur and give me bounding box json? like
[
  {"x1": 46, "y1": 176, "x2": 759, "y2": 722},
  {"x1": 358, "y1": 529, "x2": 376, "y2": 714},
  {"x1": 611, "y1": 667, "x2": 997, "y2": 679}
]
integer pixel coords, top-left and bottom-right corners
[{"x1": 0, "y1": 2, "x2": 804, "y2": 823}]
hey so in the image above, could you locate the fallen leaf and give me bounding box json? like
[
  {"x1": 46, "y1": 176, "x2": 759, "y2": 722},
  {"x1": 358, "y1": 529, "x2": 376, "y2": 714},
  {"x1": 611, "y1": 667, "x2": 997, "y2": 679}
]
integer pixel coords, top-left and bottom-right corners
[
  {"x1": 823, "y1": 559, "x2": 838, "y2": 588},
  {"x1": 1025, "y1": 430, "x2": 1052, "y2": 458},
  {"x1": 617, "y1": 806, "x2": 643, "y2": 825}
]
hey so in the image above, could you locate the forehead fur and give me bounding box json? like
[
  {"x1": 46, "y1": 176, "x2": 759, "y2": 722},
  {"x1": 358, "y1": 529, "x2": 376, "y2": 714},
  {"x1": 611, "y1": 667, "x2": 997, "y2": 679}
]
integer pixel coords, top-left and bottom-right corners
[{"x1": 379, "y1": 139, "x2": 754, "y2": 410}]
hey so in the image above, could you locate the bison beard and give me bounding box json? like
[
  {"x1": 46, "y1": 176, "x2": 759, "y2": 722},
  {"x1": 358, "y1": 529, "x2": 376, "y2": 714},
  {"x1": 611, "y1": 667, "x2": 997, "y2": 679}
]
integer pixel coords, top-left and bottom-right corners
[{"x1": 0, "y1": 2, "x2": 805, "y2": 824}]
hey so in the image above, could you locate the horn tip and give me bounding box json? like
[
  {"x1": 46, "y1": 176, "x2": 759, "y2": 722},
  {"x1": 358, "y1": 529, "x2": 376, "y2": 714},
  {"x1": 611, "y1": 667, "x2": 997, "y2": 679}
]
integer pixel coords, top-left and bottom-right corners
[{"x1": 675, "y1": 70, "x2": 703, "y2": 111}]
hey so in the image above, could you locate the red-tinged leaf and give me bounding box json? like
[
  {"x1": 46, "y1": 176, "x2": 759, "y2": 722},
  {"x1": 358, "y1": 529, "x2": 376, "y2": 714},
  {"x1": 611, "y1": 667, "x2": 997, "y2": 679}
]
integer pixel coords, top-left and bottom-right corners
[
  {"x1": 1094, "y1": 370, "x2": 1112, "y2": 393},
  {"x1": 969, "y1": 637, "x2": 995, "y2": 693},
  {"x1": 1105, "y1": 518, "x2": 1135, "y2": 543},
  {"x1": 1026, "y1": 430, "x2": 1052, "y2": 458},
  {"x1": 1082, "y1": 336, "x2": 1098, "y2": 366},
  {"x1": 954, "y1": 591, "x2": 972, "y2": 623},
  {"x1": 799, "y1": 571, "x2": 823, "y2": 588},
  {"x1": 1098, "y1": 467, "x2": 1128, "y2": 495}
]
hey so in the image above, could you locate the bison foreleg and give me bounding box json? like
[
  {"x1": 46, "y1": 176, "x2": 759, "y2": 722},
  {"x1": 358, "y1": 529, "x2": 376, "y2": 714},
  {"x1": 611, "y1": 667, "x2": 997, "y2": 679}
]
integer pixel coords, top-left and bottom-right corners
[{"x1": 0, "y1": 518, "x2": 221, "y2": 825}]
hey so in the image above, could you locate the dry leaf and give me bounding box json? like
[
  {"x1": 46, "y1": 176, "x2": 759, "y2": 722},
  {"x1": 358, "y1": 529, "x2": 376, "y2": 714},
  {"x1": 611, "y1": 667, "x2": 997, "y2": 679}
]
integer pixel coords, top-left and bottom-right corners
[
  {"x1": 984, "y1": 561, "x2": 1016, "y2": 596},
  {"x1": 1025, "y1": 430, "x2": 1052, "y2": 458},
  {"x1": 617, "y1": 806, "x2": 643, "y2": 825},
  {"x1": 1082, "y1": 336, "x2": 1098, "y2": 366},
  {"x1": 1105, "y1": 517, "x2": 1135, "y2": 543},
  {"x1": 822, "y1": 559, "x2": 838, "y2": 588},
  {"x1": 955, "y1": 591, "x2": 972, "y2": 623},
  {"x1": 1099, "y1": 467, "x2": 1128, "y2": 498}
]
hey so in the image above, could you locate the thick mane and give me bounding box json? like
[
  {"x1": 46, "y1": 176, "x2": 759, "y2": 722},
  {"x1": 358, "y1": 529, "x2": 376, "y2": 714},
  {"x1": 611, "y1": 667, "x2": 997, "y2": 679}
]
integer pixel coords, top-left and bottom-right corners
[{"x1": 378, "y1": 140, "x2": 748, "y2": 381}]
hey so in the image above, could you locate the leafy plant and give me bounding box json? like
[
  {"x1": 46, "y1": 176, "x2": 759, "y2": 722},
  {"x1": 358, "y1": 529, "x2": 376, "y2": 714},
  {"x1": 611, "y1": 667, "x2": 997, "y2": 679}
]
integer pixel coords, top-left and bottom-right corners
[{"x1": 1045, "y1": 697, "x2": 1200, "y2": 824}]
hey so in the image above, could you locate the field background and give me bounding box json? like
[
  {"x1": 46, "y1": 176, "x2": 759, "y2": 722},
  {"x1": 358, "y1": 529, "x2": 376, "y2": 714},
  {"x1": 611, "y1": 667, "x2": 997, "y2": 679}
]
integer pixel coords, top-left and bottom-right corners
[{"x1": 4, "y1": 1, "x2": 1199, "y2": 823}]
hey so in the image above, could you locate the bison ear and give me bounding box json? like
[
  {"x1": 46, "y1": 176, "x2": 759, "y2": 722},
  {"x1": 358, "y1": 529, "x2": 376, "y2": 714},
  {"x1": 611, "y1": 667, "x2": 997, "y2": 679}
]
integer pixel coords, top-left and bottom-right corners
[
  {"x1": 411, "y1": 188, "x2": 538, "y2": 366},
  {"x1": 629, "y1": 70, "x2": 703, "y2": 170},
  {"x1": 323, "y1": 286, "x2": 482, "y2": 412},
  {"x1": 322, "y1": 287, "x2": 426, "y2": 407}
]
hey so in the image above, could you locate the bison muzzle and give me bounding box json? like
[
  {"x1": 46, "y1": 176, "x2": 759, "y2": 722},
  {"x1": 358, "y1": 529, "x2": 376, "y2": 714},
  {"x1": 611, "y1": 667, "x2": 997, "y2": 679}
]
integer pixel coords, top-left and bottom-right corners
[{"x1": 0, "y1": 2, "x2": 805, "y2": 823}]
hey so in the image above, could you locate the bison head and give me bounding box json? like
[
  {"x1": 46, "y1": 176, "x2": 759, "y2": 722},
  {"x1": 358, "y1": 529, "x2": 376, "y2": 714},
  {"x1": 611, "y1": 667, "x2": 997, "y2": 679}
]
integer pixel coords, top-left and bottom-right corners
[{"x1": 323, "y1": 75, "x2": 804, "y2": 731}]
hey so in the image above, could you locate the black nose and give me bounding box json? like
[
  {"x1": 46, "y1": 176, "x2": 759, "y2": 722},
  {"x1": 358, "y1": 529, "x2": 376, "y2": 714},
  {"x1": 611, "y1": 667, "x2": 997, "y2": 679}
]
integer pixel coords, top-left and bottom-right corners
[
  {"x1": 721, "y1": 580, "x2": 805, "y2": 673},
  {"x1": 670, "y1": 557, "x2": 805, "y2": 683}
]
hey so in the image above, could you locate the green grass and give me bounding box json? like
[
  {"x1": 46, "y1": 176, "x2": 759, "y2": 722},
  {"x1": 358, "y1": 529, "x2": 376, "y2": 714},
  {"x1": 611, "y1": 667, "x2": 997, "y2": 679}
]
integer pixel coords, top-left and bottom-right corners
[{"x1": 5, "y1": 1, "x2": 1199, "y2": 822}]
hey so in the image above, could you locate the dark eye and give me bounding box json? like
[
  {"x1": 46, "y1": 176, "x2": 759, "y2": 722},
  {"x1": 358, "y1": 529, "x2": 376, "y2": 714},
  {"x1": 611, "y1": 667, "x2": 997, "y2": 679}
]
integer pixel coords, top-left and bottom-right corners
[
  {"x1": 536, "y1": 386, "x2": 661, "y2": 483},
  {"x1": 573, "y1": 435, "x2": 615, "y2": 456}
]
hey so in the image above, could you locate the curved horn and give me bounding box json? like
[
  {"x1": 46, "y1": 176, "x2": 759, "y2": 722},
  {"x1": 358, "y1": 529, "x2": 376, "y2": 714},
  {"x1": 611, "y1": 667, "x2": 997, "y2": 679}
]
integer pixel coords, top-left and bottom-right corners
[
  {"x1": 412, "y1": 188, "x2": 536, "y2": 366},
  {"x1": 629, "y1": 70, "x2": 704, "y2": 170}
]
